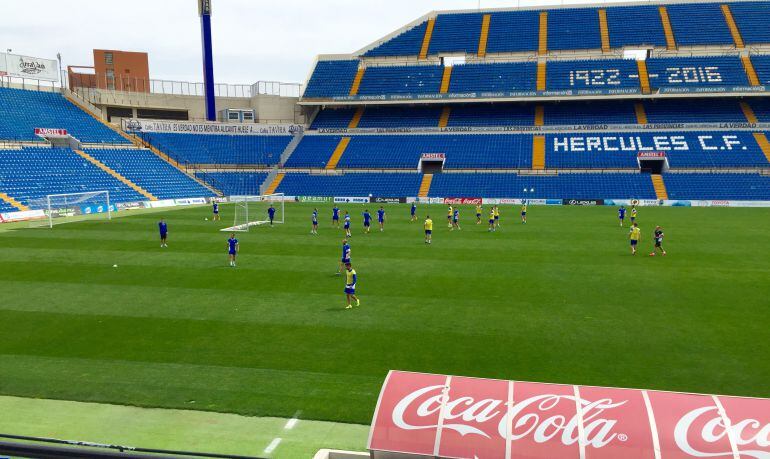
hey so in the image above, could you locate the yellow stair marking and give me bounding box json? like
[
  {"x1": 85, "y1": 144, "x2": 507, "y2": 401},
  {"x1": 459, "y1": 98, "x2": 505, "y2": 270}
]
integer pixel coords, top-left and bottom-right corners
[
  {"x1": 536, "y1": 61, "x2": 547, "y2": 92},
  {"x1": 532, "y1": 136, "x2": 546, "y2": 170},
  {"x1": 326, "y1": 137, "x2": 351, "y2": 170},
  {"x1": 598, "y1": 9, "x2": 611, "y2": 52},
  {"x1": 651, "y1": 174, "x2": 668, "y2": 200},
  {"x1": 349, "y1": 68, "x2": 366, "y2": 96},
  {"x1": 0, "y1": 192, "x2": 29, "y2": 211},
  {"x1": 635, "y1": 102, "x2": 648, "y2": 124},
  {"x1": 659, "y1": 6, "x2": 677, "y2": 50},
  {"x1": 741, "y1": 56, "x2": 760, "y2": 86},
  {"x1": 440, "y1": 66, "x2": 453, "y2": 94},
  {"x1": 348, "y1": 107, "x2": 365, "y2": 129},
  {"x1": 534, "y1": 105, "x2": 545, "y2": 126},
  {"x1": 265, "y1": 172, "x2": 285, "y2": 195},
  {"x1": 721, "y1": 4, "x2": 744, "y2": 49},
  {"x1": 740, "y1": 102, "x2": 758, "y2": 123},
  {"x1": 438, "y1": 107, "x2": 451, "y2": 128},
  {"x1": 478, "y1": 14, "x2": 492, "y2": 57},
  {"x1": 418, "y1": 174, "x2": 433, "y2": 198},
  {"x1": 73, "y1": 149, "x2": 157, "y2": 201},
  {"x1": 637, "y1": 60, "x2": 651, "y2": 94},
  {"x1": 753, "y1": 133, "x2": 770, "y2": 163},
  {"x1": 419, "y1": 18, "x2": 436, "y2": 60},
  {"x1": 538, "y1": 12, "x2": 548, "y2": 55}
]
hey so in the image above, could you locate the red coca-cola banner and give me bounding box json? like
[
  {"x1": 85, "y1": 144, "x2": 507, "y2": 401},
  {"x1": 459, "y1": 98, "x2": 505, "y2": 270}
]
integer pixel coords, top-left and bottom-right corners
[
  {"x1": 34, "y1": 128, "x2": 68, "y2": 137},
  {"x1": 444, "y1": 198, "x2": 482, "y2": 205},
  {"x1": 368, "y1": 370, "x2": 770, "y2": 459}
]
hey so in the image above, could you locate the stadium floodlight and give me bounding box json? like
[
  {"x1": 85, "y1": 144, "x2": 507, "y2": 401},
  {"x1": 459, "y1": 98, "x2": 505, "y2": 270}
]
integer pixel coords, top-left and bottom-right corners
[
  {"x1": 221, "y1": 193, "x2": 284, "y2": 232},
  {"x1": 29, "y1": 191, "x2": 111, "y2": 228}
]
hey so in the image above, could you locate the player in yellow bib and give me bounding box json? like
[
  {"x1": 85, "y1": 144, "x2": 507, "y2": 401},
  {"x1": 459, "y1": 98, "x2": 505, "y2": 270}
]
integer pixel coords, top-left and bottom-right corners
[
  {"x1": 521, "y1": 203, "x2": 527, "y2": 224},
  {"x1": 446, "y1": 206, "x2": 453, "y2": 228},
  {"x1": 476, "y1": 204, "x2": 483, "y2": 224},
  {"x1": 629, "y1": 222, "x2": 642, "y2": 255},
  {"x1": 424, "y1": 216, "x2": 433, "y2": 244}
]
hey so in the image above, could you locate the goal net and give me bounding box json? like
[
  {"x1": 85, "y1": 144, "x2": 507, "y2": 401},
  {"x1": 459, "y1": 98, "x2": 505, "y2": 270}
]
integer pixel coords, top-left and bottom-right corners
[
  {"x1": 221, "y1": 193, "x2": 284, "y2": 232},
  {"x1": 29, "y1": 191, "x2": 112, "y2": 228}
]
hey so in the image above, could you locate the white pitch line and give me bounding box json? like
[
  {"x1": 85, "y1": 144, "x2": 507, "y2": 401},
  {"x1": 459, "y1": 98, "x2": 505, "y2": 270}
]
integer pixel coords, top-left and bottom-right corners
[
  {"x1": 284, "y1": 417, "x2": 299, "y2": 430},
  {"x1": 264, "y1": 437, "x2": 282, "y2": 455}
]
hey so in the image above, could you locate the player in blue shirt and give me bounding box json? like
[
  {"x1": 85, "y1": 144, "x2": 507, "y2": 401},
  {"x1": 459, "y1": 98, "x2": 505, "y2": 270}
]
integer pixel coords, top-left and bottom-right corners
[
  {"x1": 311, "y1": 208, "x2": 319, "y2": 235},
  {"x1": 332, "y1": 205, "x2": 340, "y2": 228},
  {"x1": 158, "y1": 219, "x2": 168, "y2": 247},
  {"x1": 267, "y1": 205, "x2": 276, "y2": 227},
  {"x1": 337, "y1": 238, "x2": 351, "y2": 275},
  {"x1": 362, "y1": 209, "x2": 372, "y2": 234},
  {"x1": 212, "y1": 202, "x2": 220, "y2": 221},
  {"x1": 451, "y1": 208, "x2": 461, "y2": 231},
  {"x1": 377, "y1": 207, "x2": 386, "y2": 232},
  {"x1": 343, "y1": 211, "x2": 351, "y2": 238},
  {"x1": 344, "y1": 262, "x2": 360, "y2": 309},
  {"x1": 618, "y1": 206, "x2": 626, "y2": 227},
  {"x1": 410, "y1": 202, "x2": 417, "y2": 222},
  {"x1": 227, "y1": 233, "x2": 239, "y2": 267}
]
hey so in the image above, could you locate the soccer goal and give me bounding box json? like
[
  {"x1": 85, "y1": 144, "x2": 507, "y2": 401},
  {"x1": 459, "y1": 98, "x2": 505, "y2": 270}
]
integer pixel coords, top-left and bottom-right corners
[
  {"x1": 221, "y1": 193, "x2": 284, "y2": 232},
  {"x1": 29, "y1": 191, "x2": 112, "y2": 228}
]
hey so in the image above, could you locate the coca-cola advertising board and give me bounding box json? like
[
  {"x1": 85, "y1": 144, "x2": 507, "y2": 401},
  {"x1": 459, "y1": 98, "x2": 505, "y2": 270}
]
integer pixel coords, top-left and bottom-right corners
[
  {"x1": 444, "y1": 198, "x2": 483, "y2": 205},
  {"x1": 368, "y1": 370, "x2": 769, "y2": 459}
]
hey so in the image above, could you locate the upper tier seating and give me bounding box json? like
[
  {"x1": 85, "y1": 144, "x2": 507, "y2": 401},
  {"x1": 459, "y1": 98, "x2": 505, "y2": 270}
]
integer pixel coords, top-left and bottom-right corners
[
  {"x1": 665, "y1": 173, "x2": 770, "y2": 200},
  {"x1": 547, "y1": 8, "x2": 601, "y2": 51},
  {"x1": 357, "y1": 65, "x2": 443, "y2": 95},
  {"x1": 730, "y1": 2, "x2": 770, "y2": 44},
  {"x1": 486, "y1": 10, "x2": 540, "y2": 53},
  {"x1": 0, "y1": 147, "x2": 143, "y2": 207},
  {"x1": 86, "y1": 148, "x2": 213, "y2": 199},
  {"x1": 364, "y1": 21, "x2": 428, "y2": 57},
  {"x1": 275, "y1": 173, "x2": 423, "y2": 197},
  {"x1": 646, "y1": 56, "x2": 748, "y2": 90},
  {"x1": 545, "y1": 132, "x2": 769, "y2": 168},
  {"x1": 141, "y1": 133, "x2": 292, "y2": 166},
  {"x1": 194, "y1": 172, "x2": 269, "y2": 197},
  {"x1": 450, "y1": 62, "x2": 538, "y2": 93},
  {"x1": 606, "y1": 6, "x2": 667, "y2": 48},
  {"x1": 428, "y1": 13, "x2": 484, "y2": 55},
  {"x1": 311, "y1": 108, "x2": 356, "y2": 129},
  {"x1": 303, "y1": 60, "x2": 359, "y2": 98},
  {"x1": 286, "y1": 134, "x2": 533, "y2": 169},
  {"x1": 666, "y1": 3, "x2": 733, "y2": 46},
  {"x1": 644, "y1": 99, "x2": 746, "y2": 123},
  {"x1": 0, "y1": 87, "x2": 128, "y2": 143},
  {"x1": 546, "y1": 59, "x2": 640, "y2": 92},
  {"x1": 429, "y1": 173, "x2": 657, "y2": 199}
]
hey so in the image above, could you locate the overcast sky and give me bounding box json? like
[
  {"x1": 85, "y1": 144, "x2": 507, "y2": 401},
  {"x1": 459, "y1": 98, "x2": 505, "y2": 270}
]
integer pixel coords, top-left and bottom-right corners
[{"x1": 2, "y1": 0, "x2": 640, "y2": 86}]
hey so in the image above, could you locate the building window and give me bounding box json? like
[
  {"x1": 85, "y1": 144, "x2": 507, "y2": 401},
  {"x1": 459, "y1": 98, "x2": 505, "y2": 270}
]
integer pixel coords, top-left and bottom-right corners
[{"x1": 105, "y1": 52, "x2": 113, "y2": 65}]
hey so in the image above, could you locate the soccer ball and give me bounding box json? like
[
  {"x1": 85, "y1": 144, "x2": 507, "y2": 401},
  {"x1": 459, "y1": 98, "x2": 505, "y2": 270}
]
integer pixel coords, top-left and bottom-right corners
[
  {"x1": 113, "y1": 264, "x2": 118, "y2": 268},
  {"x1": 205, "y1": 217, "x2": 209, "y2": 221}
]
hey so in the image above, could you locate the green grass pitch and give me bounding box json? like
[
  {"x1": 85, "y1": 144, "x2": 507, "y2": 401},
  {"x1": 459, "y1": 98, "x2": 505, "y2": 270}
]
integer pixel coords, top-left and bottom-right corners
[{"x1": 0, "y1": 203, "x2": 768, "y2": 426}]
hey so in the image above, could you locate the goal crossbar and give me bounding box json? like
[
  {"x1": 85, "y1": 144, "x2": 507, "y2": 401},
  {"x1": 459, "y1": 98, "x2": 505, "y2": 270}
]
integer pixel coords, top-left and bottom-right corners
[{"x1": 220, "y1": 193, "x2": 284, "y2": 232}]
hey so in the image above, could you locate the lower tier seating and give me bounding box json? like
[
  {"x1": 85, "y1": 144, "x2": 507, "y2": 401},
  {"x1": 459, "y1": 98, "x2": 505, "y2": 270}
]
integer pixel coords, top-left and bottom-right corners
[
  {"x1": 86, "y1": 148, "x2": 213, "y2": 199},
  {"x1": 0, "y1": 147, "x2": 145, "y2": 207},
  {"x1": 194, "y1": 172, "x2": 269, "y2": 197},
  {"x1": 664, "y1": 173, "x2": 770, "y2": 200},
  {"x1": 141, "y1": 133, "x2": 292, "y2": 166}
]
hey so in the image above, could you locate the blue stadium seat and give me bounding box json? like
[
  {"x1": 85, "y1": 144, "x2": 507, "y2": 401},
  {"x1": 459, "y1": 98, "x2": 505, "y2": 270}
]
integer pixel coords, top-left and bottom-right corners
[
  {"x1": 448, "y1": 103, "x2": 534, "y2": 127},
  {"x1": 276, "y1": 173, "x2": 423, "y2": 197},
  {"x1": 357, "y1": 65, "x2": 443, "y2": 95},
  {"x1": 284, "y1": 136, "x2": 344, "y2": 168},
  {"x1": 364, "y1": 22, "x2": 428, "y2": 57},
  {"x1": 0, "y1": 147, "x2": 144, "y2": 207},
  {"x1": 0, "y1": 87, "x2": 129, "y2": 143},
  {"x1": 311, "y1": 108, "x2": 356, "y2": 129},
  {"x1": 450, "y1": 62, "x2": 537, "y2": 93},
  {"x1": 195, "y1": 172, "x2": 269, "y2": 196},
  {"x1": 86, "y1": 148, "x2": 213, "y2": 199},
  {"x1": 486, "y1": 11, "x2": 540, "y2": 53},
  {"x1": 141, "y1": 133, "x2": 291, "y2": 166},
  {"x1": 358, "y1": 106, "x2": 442, "y2": 128},
  {"x1": 548, "y1": 8, "x2": 602, "y2": 51},
  {"x1": 544, "y1": 101, "x2": 636, "y2": 125},
  {"x1": 730, "y1": 2, "x2": 770, "y2": 44},
  {"x1": 747, "y1": 98, "x2": 770, "y2": 122},
  {"x1": 646, "y1": 57, "x2": 748, "y2": 90},
  {"x1": 429, "y1": 173, "x2": 657, "y2": 199},
  {"x1": 428, "y1": 13, "x2": 484, "y2": 55},
  {"x1": 752, "y1": 55, "x2": 770, "y2": 86},
  {"x1": 546, "y1": 59, "x2": 640, "y2": 92},
  {"x1": 303, "y1": 60, "x2": 359, "y2": 98},
  {"x1": 644, "y1": 99, "x2": 746, "y2": 123},
  {"x1": 606, "y1": 6, "x2": 667, "y2": 48},
  {"x1": 666, "y1": 3, "x2": 734, "y2": 46},
  {"x1": 665, "y1": 173, "x2": 770, "y2": 200}
]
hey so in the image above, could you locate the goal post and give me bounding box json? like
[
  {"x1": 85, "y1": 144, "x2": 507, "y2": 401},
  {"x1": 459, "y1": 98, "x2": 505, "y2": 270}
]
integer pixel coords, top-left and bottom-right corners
[
  {"x1": 29, "y1": 190, "x2": 112, "y2": 228},
  {"x1": 221, "y1": 193, "x2": 284, "y2": 232}
]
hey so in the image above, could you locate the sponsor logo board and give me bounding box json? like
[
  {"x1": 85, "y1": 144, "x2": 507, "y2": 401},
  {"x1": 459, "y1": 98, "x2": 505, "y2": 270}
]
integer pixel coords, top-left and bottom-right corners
[
  {"x1": 298, "y1": 196, "x2": 332, "y2": 203},
  {"x1": 563, "y1": 199, "x2": 604, "y2": 206},
  {"x1": 34, "y1": 128, "x2": 68, "y2": 137},
  {"x1": 334, "y1": 197, "x2": 370, "y2": 204},
  {"x1": 444, "y1": 198, "x2": 483, "y2": 205},
  {"x1": 371, "y1": 197, "x2": 404, "y2": 204},
  {"x1": 0, "y1": 209, "x2": 46, "y2": 223},
  {"x1": 174, "y1": 198, "x2": 207, "y2": 206}
]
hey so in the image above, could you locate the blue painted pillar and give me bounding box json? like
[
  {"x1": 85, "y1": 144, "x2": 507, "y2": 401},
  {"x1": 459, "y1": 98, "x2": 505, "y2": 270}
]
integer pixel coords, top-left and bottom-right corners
[{"x1": 199, "y1": 0, "x2": 216, "y2": 121}]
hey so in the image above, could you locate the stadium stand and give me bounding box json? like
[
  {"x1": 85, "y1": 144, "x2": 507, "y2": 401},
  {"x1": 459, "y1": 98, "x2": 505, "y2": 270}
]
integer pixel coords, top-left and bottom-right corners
[
  {"x1": 730, "y1": 2, "x2": 770, "y2": 44},
  {"x1": 357, "y1": 106, "x2": 443, "y2": 128},
  {"x1": 429, "y1": 173, "x2": 657, "y2": 199},
  {"x1": 646, "y1": 56, "x2": 749, "y2": 90},
  {"x1": 666, "y1": 3, "x2": 734, "y2": 46},
  {"x1": 665, "y1": 173, "x2": 770, "y2": 200},
  {"x1": 357, "y1": 65, "x2": 443, "y2": 96},
  {"x1": 644, "y1": 99, "x2": 746, "y2": 123},
  {"x1": 364, "y1": 22, "x2": 428, "y2": 57},
  {"x1": 311, "y1": 108, "x2": 356, "y2": 129},
  {"x1": 547, "y1": 8, "x2": 602, "y2": 51},
  {"x1": 86, "y1": 148, "x2": 214, "y2": 199},
  {"x1": 752, "y1": 55, "x2": 770, "y2": 86},
  {"x1": 275, "y1": 172, "x2": 424, "y2": 197},
  {"x1": 546, "y1": 59, "x2": 640, "y2": 91},
  {"x1": 428, "y1": 13, "x2": 484, "y2": 55},
  {"x1": 303, "y1": 60, "x2": 359, "y2": 98},
  {"x1": 485, "y1": 10, "x2": 540, "y2": 53},
  {"x1": 0, "y1": 87, "x2": 129, "y2": 143},
  {"x1": 195, "y1": 172, "x2": 269, "y2": 197},
  {"x1": 606, "y1": 5, "x2": 668, "y2": 48},
  {"x1": 748, "y1": 98, "x2": 770, "y2": 122},
  {"x1": 543, "y1": 101, "x2": 636, "y2": 125},
  {"x1": 449, "y1": 62, "x2": 538, "y2": 93},
  {"x1": 447, "y1": 103, "x2": 534, "y2": 127},
  {"x1": 140, "y1": 133, "x2": 292, "y2": 166},
  {"x1": 0, "y1": 147, "x2": 145, "y2": 207}
]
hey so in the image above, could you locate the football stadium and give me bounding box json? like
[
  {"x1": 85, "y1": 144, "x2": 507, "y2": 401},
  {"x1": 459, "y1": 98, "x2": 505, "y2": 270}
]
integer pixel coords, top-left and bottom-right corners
[{"x1": 1, "y1": 0, "x2": 769, "y2": 457}]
